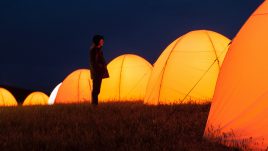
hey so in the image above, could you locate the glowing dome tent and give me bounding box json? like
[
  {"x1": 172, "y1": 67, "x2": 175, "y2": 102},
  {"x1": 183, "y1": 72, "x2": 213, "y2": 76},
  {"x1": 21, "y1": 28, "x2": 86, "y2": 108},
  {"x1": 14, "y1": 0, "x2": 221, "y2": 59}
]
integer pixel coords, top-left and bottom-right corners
[
  {"x1": 48, "y1": 83, "x2": 62, "y2": 105},
  {"x1": 144, "y1": 30, "x2": 230, "y2": 105},
  {"x1": 23, "y1": 92, "x2": 49, "y2": 106},
  {"x1": 0, "y1": 88, "x2": 18, "y2": 106},
  {"x1": 99, "y1": 54, "x2": 152, "y2": 102},
  {"x1": 204, "y1": 1, "x2": 268, "y2": 150},
  {"x1": 55, "y1": 69, "x2": 92, "y2": 104}
]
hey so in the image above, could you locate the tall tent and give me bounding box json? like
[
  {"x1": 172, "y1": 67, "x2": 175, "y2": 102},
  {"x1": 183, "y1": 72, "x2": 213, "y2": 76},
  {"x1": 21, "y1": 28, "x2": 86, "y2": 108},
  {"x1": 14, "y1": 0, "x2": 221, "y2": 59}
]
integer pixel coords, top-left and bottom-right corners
[
  {"x1": 99, "y1": 54, "x2": 152, "y2": 102},
  {"x1": 204, "y1": 1, "x2": 268, "y2": 150},
  {"x1": 48, "y1": 83, "x2": 62, "y2": 105},
  {"x1": 144, "y1": 30, "x2": 230, "y2": 105},
  {"x1": 55, "y1": 69, "x2": 92, "y2": 104},
  {"x1": 0, "y1": 88, "x2": 18, "y2": 106},
  {"x1": 23, "y1": 92, "x2": 49, "y2": 106}
]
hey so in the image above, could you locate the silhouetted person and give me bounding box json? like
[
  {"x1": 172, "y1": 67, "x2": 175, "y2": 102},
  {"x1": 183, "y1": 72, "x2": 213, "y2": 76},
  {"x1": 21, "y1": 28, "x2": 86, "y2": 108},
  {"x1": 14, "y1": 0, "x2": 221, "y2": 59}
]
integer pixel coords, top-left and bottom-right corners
[{"x1": 90, "y1": 35, "x2": 109, "y2": 105}]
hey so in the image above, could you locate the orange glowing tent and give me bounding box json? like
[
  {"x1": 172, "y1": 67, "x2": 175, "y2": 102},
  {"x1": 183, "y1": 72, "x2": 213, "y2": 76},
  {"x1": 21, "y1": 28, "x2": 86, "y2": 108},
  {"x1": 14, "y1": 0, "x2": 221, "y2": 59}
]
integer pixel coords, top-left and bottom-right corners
[
  {"x1": 23, "y1": 92, "x2": 49, "y2": 106},
  {"x1": 54, "y1": 69, "x2": 92, "y2": 104},
  {"x1": 0, "y1": 88, "x2": 18, "y2": 106},
  {"x1": 99, "y1": 54, "x2": 152, "y2": 102},
  {"x1": 204, "y1": 1, "x2": 268, "y2": 150},
  {"x1": 144, "y1": 30, "x2": 230, "y2": 105}
]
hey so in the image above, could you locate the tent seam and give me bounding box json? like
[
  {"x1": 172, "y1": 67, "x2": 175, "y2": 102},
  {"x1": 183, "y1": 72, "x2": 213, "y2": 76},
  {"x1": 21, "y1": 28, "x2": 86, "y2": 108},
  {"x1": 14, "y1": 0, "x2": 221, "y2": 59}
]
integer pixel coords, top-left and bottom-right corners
[
  {"x1": 206, "y1": 31, "x2": 220, "y2": 69},
  {"x1": 27, "y1": 93, "x2": 34, "y2": 105},
  {"x1": 157, "y1": 35, "x2": 186, "y2": 104},
  {"x1": 119, "y1": 56, "x2": 126, "y2": 100},
  {"x1": 181, "y1": 58, "x2": 218, "y2": 102},
  {"x1": 126, "y1": 72, "x2": 148, "y2": 100}
]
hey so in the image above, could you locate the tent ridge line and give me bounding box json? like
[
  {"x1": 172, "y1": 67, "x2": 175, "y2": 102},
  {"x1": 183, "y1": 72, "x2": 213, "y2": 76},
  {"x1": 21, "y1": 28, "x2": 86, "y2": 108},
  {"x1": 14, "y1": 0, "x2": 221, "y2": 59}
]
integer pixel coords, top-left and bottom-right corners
[
  {"x1": 206, "y1": 31, "x2": 220, "y2": 69},
  {"x1": 126, "y1": 72, "x2": 148, "y2": 98},
  {"x1": 161, "y1": 58, "x2": 219, "y2": 127},
  {"x1": 28, "y1": 93, "x2": 34, "y2": 105},
  {"x1": 181, "y1": 58, "x2": 218, "y2": 102},
  {"x1": 180, "y1": 31, "x2": 225, "y2": 103},
  {"x1": 119, "y1": 56, "x2": 126, "y2": 100},
  {"x1": 158, "y1": 35, "x2": 186, "y2": 104}
]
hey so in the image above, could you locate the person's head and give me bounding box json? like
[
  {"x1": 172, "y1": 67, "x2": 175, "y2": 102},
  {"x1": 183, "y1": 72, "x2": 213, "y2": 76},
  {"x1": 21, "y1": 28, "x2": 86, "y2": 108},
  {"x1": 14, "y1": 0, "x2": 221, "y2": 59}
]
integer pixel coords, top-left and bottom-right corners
[{"x1": 92, "y1": 35, "x2": 104, "y2": 47}]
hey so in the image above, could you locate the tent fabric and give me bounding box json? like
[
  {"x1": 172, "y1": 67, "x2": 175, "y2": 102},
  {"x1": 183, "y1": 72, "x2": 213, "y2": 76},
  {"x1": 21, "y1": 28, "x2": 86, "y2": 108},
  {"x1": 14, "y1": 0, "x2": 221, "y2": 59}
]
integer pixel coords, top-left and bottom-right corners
[
  {"x1": 144, "y1": 30, "x2": 230, "y2": 105},
  {"x1": 48, "y1": 83, "x2": 62, "y2": 105},
  {"x1": 204, "y1": 1, "x2": 268, "y2": 150},
  {"x1": 55, "y1": 69, "x2": 92, "y2": 104},
  {"x1": 99, "y1": 54, "x2": 152, "y2": 102},
  {"x1": 0, "y1": 88, "x2": 18, "y2": 106},
  {"x1": 23, "y1": 92, "x2": 49, "y2": 106}
]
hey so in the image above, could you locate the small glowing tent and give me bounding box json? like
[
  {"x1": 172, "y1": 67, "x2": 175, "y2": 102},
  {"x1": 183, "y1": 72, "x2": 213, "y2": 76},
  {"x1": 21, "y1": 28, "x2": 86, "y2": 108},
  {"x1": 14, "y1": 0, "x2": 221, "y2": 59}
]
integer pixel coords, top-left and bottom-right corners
[
  {"x1": 0, "y1": 88, "x2": 18, "y2": 106},
  {"x1": 48, "y1": 83, "x2": 62, "y2": 105},
  {"x1": 204, "y1": 1, "x2": 268, "y2": 150},
  {"x1": 144, "y1": 30, "x2": 230, "y2": 105},
  {"x1": 99, "y1": 54, "x2": 152, "y2": 102},
  {"x1": 55, "y1": 69, "x2": 92, "y2": 104},
  {"x1": 23, "y1": 92, "x2": 49, "y2": 106}
]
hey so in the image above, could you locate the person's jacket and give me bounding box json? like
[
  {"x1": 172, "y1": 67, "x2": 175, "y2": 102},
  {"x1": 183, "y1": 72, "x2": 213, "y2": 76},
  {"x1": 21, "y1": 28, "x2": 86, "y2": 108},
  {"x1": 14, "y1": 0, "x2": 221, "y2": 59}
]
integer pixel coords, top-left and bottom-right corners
[{"x1": 90, "y1": 47, "x2": 109, "y2": 79}]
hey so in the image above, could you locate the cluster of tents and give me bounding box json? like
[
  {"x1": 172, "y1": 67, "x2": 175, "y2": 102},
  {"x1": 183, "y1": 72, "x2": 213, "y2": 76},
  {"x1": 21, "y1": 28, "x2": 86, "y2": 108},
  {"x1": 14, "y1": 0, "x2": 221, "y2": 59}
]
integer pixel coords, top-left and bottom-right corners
[
  {"x1": 0, "y1": 30, "x2": 231, "y2": 106},
  {"x1": 49, "y1": 29, "x2": 231, "y2": 105},
  {"x1": 0, "y1": 88, "x2": 48, "y2": 106},
  {"x1": 0, "y1": 0, "x2": 267, "y2": 149}
]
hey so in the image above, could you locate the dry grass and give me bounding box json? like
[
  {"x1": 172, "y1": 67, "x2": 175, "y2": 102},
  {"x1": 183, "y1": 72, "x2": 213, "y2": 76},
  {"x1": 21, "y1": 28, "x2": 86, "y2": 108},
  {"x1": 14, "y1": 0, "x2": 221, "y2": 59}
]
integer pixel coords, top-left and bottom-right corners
[{"x1": 0, "y1": 102, "x2": 237, "y2": 151}]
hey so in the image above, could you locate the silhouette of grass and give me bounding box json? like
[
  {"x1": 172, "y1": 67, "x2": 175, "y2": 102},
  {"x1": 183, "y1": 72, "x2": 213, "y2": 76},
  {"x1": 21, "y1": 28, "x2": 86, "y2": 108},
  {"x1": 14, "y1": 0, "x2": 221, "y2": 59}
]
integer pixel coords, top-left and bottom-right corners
[
  {"x1": 0, "y1": 102, "x2": 237, "y2": 151},
  {"x1": 205, "y1": 125, "x2": 263, "y2": 150}
]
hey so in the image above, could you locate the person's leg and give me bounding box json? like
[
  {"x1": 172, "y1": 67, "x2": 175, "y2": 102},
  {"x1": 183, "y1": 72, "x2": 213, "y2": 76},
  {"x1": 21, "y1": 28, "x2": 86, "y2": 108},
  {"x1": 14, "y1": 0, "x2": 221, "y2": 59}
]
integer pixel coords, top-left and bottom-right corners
[
  {"x1": 92, "y1": 77, "x2": 102, "y2": 105},
  {"x1": 92, "y1": 79, "x2": 98, "y2": 105}
]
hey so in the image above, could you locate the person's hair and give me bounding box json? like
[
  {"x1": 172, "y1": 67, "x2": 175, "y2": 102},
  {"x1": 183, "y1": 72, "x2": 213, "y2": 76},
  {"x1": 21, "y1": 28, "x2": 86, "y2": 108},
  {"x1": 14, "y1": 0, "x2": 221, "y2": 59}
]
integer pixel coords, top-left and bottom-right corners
[{"x1": 92, "y1": 35, "x2": 104, "y2": 45}]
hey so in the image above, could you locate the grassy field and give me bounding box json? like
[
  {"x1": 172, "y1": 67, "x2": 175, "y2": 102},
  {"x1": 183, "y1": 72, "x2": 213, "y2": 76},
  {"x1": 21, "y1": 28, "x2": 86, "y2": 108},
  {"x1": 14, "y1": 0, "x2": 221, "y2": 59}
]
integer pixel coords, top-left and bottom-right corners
[{"x1": 0, "y1": 102, "x2": 237, "y2": 151}]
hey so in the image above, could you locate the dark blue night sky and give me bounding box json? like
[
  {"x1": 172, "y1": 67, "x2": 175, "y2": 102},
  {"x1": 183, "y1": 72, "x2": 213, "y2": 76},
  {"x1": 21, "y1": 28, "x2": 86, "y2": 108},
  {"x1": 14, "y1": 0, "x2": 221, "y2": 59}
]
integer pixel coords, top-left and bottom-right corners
[{"x1": 0, "y1": 0, "x2": 263, "y2": 93}]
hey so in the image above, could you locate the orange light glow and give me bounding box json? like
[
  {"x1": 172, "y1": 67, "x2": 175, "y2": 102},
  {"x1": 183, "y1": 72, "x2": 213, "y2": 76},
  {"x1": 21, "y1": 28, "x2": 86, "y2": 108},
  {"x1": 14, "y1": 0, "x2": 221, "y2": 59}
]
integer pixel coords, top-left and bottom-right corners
[
  {"x1": 144, "y1": 30, "x2": 230, "y2": 105},
  {"x1": 0, "y1": 88, "x2": 18, "y2": 106},
  {"x1": 204, "y1": 1, "x2": 268, "y2": 150},
  {"x1": 54, "y1": 69, "x2": 92, "y2": 104},
  {"x1": 23, "y1": 92, "x2": 49, "y2": 106},
  {"x1": 99, "y1": 54, "x2": 152, "y2": 102}
]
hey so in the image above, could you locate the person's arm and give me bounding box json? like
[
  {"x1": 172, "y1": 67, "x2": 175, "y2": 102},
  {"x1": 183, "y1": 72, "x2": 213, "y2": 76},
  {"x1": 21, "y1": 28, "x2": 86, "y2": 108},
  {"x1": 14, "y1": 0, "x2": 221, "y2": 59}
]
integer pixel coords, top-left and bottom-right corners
[
  {"x1": 90, "y1": 49, "x2": 98, "y2": 70},
  {"x1": 97, "y1": 53, "x2": 106, "y2": 70},
  {"x1": 92, "y1": 50, "x2": 105, "y2": 71}
]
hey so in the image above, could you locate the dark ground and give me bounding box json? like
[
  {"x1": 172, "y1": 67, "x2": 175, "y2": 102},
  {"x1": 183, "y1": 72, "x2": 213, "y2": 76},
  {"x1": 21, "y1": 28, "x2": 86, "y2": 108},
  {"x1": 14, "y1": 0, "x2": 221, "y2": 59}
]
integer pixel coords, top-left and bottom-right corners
[{"x1": 0, "y1": 102, "x2": 238, "y2": 151}]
